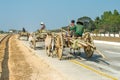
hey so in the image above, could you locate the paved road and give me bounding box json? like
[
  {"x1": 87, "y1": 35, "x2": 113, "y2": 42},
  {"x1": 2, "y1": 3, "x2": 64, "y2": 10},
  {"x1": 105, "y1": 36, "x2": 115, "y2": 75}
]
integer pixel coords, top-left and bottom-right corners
[
  {"x1": 93, "y1": 42, "x2": 120, "y2": 78},
  {"x1": 21, "y1": 39, "x2": 120, "y2": 80}
]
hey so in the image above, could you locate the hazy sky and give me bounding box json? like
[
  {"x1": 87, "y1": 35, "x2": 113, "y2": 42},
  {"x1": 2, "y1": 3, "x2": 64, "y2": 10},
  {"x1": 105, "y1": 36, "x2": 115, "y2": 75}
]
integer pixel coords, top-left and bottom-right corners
[{"x1": 0, "y1": 0, "x2": 120, "y2": 32}]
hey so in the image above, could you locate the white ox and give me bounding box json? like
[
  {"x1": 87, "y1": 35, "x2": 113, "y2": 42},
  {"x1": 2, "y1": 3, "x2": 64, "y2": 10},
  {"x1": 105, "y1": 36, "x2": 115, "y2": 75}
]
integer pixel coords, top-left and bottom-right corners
[
  {"x1": 45, "y1": 33, "x2": 63, "y2": 60},
  {"x1": 45, "y1": 33, "x2": 53, "y2": 56}
]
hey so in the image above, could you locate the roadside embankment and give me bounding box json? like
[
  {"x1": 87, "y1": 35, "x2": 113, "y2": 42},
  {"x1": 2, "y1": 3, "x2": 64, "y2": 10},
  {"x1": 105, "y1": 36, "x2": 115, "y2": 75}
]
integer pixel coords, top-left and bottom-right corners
[{"x1": 93, "y1": 36, "x2": 120, "y2": 42}]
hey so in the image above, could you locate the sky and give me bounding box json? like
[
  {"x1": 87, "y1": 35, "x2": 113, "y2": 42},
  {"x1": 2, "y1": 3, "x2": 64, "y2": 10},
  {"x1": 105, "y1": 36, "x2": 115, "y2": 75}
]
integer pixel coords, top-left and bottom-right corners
[{"x1": 0, "y1": 0, "x2": 120, "y2": 32}]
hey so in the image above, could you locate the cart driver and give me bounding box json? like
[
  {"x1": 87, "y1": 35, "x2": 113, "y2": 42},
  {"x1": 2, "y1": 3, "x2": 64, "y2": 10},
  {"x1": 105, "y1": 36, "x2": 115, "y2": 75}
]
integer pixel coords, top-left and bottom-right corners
[
  {"x1": 69, "y1": 21, "x2": 84, "y2": 37},
  {"x1": 22, "y1": 27, "x2": 26, "y2": 32},
  {"x1": 40, "y1": 22, "x2": 46, "y2": 33},
  {"x1": 68, "y1": 20, "x2": 76, "y2": 37}
]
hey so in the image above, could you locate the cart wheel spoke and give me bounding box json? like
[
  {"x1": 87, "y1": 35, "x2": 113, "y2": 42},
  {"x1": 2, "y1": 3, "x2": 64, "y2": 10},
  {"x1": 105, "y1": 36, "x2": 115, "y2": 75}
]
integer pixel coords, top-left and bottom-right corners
[{"x1": 83, "y1": 32, "x2": 94, "y2": 58}]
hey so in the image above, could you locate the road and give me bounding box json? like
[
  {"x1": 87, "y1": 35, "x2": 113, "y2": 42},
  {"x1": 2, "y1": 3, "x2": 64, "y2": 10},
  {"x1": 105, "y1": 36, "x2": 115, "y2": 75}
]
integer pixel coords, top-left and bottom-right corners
[{"x1": 21, "y1": 38, "x2": 120, "y2": 80}]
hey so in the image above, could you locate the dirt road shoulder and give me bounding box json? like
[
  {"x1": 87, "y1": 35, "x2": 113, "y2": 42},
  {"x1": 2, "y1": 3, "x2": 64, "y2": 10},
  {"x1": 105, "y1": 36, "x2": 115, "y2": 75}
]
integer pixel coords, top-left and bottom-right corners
[{"x1": 8, "y1": 35, "x2": 67, "y2": 80}]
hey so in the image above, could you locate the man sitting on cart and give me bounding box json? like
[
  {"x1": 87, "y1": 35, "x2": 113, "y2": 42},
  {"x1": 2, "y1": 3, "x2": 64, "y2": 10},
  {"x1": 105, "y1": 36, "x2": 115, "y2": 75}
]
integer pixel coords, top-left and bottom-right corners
[
  {"x1": 22, "y1": 27, "x2": 26, "y2": 32},
  {"x1": 39, "y1": 22, "x2": 46, "y2": 33},
  {"x1": 69, "y1": 20, "x2": 84, "y2": 38},
  {"x1": 68, "y1": 20, "x2": 76, "y2": 37}
]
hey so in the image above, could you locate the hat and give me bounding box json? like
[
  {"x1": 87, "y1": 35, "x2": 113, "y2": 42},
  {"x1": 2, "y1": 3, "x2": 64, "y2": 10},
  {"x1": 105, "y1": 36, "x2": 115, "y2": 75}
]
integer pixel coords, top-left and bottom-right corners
[
  {"x1": 40, "y1": 22, "x2": 44, "y2": 25},
  {"x1": 77, "y1": 20, "x2": 83, "y2": 25}
]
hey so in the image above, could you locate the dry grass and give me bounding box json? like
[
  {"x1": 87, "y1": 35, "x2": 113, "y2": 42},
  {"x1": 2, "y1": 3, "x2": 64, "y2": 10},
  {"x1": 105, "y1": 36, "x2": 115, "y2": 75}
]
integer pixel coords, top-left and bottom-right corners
[
  {"x1": 8, "y1": 35, "x2": 67, "y2": 80},
  {"x1": 93, "y1": 36, "x2": 120, "y2": 42},
  {"x1": 9, "y1": 35, "x2": 32, "y2": 80}
]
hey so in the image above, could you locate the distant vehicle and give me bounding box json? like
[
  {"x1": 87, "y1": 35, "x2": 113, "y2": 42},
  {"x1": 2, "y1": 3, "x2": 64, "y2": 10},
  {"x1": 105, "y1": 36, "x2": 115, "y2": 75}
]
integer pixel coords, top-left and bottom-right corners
[{"x1": 18, "y1": 31, "x2": 29, "y2": 41}]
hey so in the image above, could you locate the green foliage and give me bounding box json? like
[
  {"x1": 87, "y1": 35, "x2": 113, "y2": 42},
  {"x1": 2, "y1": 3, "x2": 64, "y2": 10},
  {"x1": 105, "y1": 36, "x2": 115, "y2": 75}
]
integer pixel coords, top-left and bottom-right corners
[
  {"x1": 0, "y1": 30, "x2": 5, "y2": 33},
  {"x1": 51, "y1": 10, "x2": 120, "y2": 33},
  {"x1": 77, "y1": 16, "x2": 96, "y2": 32},
  {"x1": 94, "y1": 9, "x2": 120, "y2": 33}
]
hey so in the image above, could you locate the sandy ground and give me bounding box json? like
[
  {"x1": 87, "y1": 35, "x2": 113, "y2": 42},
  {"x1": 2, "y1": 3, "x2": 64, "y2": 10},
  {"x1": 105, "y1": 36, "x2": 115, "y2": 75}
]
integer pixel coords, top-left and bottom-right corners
[
  {"x1": 8, "y1": 35, "x2": 67, "y2": 80},
  {"x1": 0, "y1": 36, "x2": 6, "y2": 74},
  {"x1": 93, "y1": 36, "x2": 120, "y2": 42}
]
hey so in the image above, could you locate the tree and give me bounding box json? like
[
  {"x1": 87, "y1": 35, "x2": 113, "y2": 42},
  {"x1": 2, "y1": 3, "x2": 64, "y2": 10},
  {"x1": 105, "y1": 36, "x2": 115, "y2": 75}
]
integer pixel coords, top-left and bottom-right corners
[
  {"x1": 94, "y1": 16, "x2": 101, "y2": 29},
  {"x1": 0, "y1": 30, "x2": 4, "y2": 33},
  {"x1": 94, "y1": 10, "x2": 120, "y2": 33},
  {"x1": 113, "y1": 9, "x2": 119, "y2": 16},
  {"x1": 77, "y1": 16, "x2": 96, "y2": 32}
]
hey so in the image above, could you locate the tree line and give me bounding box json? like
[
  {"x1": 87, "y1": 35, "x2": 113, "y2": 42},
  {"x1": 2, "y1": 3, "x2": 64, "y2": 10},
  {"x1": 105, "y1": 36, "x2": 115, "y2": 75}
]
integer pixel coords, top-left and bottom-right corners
[
  {"x1": 61, "y1": 9, "x2": 120, "y2": 34},
  {"x1": 94, "y1": 9, "x2": 120, "y2": 33}
]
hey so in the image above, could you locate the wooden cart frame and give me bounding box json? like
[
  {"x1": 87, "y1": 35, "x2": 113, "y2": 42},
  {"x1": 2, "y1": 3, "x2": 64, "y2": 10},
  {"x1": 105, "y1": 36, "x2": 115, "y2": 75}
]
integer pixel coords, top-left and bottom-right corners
[
  {"x1": 18, "y1": 31, "x2": 29, "y2": 41},
  {"x1": 45, "y1": 30, "x2": 105, "y2": 60}
]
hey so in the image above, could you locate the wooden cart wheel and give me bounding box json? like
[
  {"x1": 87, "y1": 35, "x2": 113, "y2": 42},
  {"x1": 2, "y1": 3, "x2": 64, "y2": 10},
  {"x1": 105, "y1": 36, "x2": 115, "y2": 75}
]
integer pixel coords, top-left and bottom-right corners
[
  {"x1": 58, "y1": 47, "x2": 63, "y2": 60},
  {"x1": 84, "y1": 46, "x2": 94, "y2": 58},
  {"x1": 83, "y1": 32, "x2": 94, "y2": 58},
  {"x1": 57, "y1": 33, "x2": 63, "y2": 60},
  {"x1": 33, "y1": 40, "x2": 36, "y2": 50}
]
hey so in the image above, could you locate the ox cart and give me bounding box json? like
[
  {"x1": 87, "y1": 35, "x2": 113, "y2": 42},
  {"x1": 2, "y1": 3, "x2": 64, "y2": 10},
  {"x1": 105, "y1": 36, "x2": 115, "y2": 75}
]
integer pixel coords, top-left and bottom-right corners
[
  {"x1": 18, "y1": 31, "x2": 29, "y2": 41},
  {"x1": 29, "y1": 30, "x2": 47, "y2": 49},
  {"x1": 45, "y1": 32, "x2": 63, "y2": 60},
  {"x1": 45, "y1": 29, "x2": 105, "y2": 60}
]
